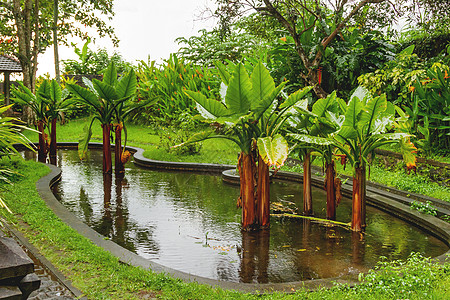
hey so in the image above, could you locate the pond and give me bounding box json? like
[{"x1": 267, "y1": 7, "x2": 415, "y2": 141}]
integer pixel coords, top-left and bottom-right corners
[{"x1": 28, "y1": 149, "x2": 448, "y2": 283}]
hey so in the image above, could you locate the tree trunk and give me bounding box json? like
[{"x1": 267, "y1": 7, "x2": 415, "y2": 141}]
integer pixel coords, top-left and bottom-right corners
[
  {"x1": 238, "y1": 152, "x2": 256, "y2": 230},
  {"x1": 53, "y1": 0, "x2": 61, "y2": 83},
  {"x1": 37, "y1": 120, "x2": 47, "y2": 163},
  {"x1": 102, "y1": 123, "x2": 112, "y2": 174},
  {"x1": 256, "y1": 154, "x2": 270, "y2": 228},
  {"x1": 303, "y1": 151, "x2": 313, "y2": 215},
  {"x1": 114, "y1": 124, "x2": 125, "y2": 175},
  {"x1": 49, "y1": 118, "x2": 57, "y2": 158},
  {"x1": 325, "y1": 161, "x2": 336, "y2": 220},
  {"x1": 351, "y1": 164, "x2": 366, "y2": 231}
]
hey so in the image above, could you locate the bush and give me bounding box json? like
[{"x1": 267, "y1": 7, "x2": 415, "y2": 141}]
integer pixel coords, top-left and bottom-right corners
[{"x1": 134, "y1": 55, "x2": 220, "y2": 125}]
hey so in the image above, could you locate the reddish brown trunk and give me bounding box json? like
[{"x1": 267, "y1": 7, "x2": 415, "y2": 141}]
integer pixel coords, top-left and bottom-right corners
[
  {"x1": 49, "y1": 118, "x2": 57, "y2": 158},
  {"x1": 37, "y1": 120, "x2": 47, "y2": 163},
  {"x1": 303, "y1": 151, "x2": 313, "y2": 215},
  {"x1": 114, "y1": 125, "x2": 125, "y2": 175},
  {"x1": 325, "y1": 161, "x2": 336, "y2": 220},
  {"x1": 351, "y1": 165, "x2": 366, "y2": 231},
  {"x1": 361, "y1": 164, "x2": 367, "y2": 228},
  {"x1": 257, "y1": 155, "x2": 270, "y2": 228},
  {"x1": 102, "y1": 124, "x2": 112, "y2": 174},
  {"x1": 239, "y1": 153, "x2": 256, "y2": 230}
]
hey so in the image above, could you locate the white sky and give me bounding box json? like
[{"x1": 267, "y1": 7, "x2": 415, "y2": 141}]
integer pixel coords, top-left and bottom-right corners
[{"x1": 37, "y1": 0, "x2": 216, "y2": 77}]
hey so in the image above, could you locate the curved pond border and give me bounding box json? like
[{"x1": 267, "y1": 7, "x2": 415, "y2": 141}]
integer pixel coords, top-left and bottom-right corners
[{"x1": 24, "y1": 142, "x2": 450, "y2": 293}]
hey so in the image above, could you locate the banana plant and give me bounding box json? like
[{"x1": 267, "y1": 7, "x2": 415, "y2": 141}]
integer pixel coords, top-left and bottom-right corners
[
  {"x1": 289, "y1": 91, "x2": 344, "y2": 220},
  {"x1": 37, "y1": 79, "x2": 71, "y2": 162},
  {"x1": 296, "y1": 87, "x2": 416, "y2": 231},
  {"x1": 185, "y1": 61, "x2": 312, "y2": 230},
  {"x1": 12, "y1": 82, "x2": 51, "y2": 162},
  {"x1": 66, "y1": 62, "x2": 137, "y2": 174}
]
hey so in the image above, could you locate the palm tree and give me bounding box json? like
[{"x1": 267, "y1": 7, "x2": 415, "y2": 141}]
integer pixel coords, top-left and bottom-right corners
[
  {"x1": 37, "y1": 79, "x2": 70, "y2": 161},
  {"x1": 12, "y1": 82, "x2": 51, "y2": 162},
  {"x1": 294, "y1": 87, "x2": 416, "y2": 231},
  {"x1": 66, "y1": 62, "x2": 137, "y2": 174},
  {"x1": 185, "y1": 61, "x2": 312, "y2": 230},
  {"x1": 289, "y1": 91, "x2": 344, "y2": 220}
]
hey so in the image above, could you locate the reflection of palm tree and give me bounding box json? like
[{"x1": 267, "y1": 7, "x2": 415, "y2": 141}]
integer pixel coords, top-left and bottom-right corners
[
  {"x1": 351, "y1": 231, "x2": 365, "y2": 266},
  {"x1": 95, "y1": 174, "x2": 113, "y2": 239},
  {"x1": 92, "y1": 174, "x2": 159, "y2": 254},
  {"x1": 79, "y1": 187, "x2": 93, "y2": 224},
  {"x1": 239, "y1": 230, "x2": 270, "y2": 283}
]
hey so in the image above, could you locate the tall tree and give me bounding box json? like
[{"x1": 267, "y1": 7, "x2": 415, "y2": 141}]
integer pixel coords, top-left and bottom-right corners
[
  {"x1": 0, "y1": 0, "x2": 117, "y2": 91},
  {"x1": 212, "y1": 0, "x2": 404, "y2": 99}
]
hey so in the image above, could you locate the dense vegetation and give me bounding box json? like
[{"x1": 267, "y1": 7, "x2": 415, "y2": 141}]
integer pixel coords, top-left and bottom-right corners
[{"x1": 1, "y1": 0, "x2": 450, "y2": 298}]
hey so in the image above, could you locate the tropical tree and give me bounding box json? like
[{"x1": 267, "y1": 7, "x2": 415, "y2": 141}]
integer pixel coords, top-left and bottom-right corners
[
  {"x1": 289, "y1": 91, "x2": 344, "y2": 220},
  {"x1": 294, "y1": 87, "x2": 416, "y2": 231},
  {"x1": 0, "y1": 0, "x2": 117, "y2": 92},
  {"x1": 211, "y1": 0, "x2": 407, "y2": 99},
  {"x1": 66, "y1": 62, "x2": 137, "y2": 175},
  {"x1": 185, "y1": 61, "x2": 312, "y2": 230},
  {"x1": 37, "y1": 79, "x2": 70, "y2": 161},
  {"x1": 12, "y1": 82, "x2": 50, "y2": 162}
]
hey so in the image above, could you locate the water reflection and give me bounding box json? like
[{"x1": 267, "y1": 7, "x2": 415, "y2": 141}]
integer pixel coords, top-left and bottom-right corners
[
  {"x1": 24, "y1": 149, "x2": 448, "y2": 283},
  {"x1": 239, "y1": 230, "x2": 270, "y2": 283}
]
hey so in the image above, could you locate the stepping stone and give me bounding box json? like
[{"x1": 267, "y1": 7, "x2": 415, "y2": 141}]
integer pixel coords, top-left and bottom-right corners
[
  {"x1": 0, "y1": 286, "x2": 22, "y2": 300},
  {"x1": 0, "y1": 237, "x2": 34, "y2": 282}
]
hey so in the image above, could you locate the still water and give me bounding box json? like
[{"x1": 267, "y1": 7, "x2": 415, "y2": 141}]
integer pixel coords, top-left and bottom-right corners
[{"x1": 33, "y1": 150, "x2": 447, "y2": 283}]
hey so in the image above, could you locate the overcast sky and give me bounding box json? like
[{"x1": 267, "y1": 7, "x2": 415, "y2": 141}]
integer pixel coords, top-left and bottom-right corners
[{"x1": 37, "y1": 0, "x2": 216, "y2": 76}]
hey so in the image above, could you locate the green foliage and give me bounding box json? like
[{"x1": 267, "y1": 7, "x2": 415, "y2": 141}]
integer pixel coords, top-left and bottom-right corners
[
  {"x1": 0, "y1": 0, "x2": 117, "y2": 60},
  {"x1": 176, "y1": 27, "x2": 265, "y2": 66},
  {"x1": 409, "y1": 65, "x2": 450, "y2": 154},
  {"x1": 63, "y1": 38, "x2": 132, "y2": 75},
  {"x1": 157, "y1": 112, "x2": 203, "y2": 155},
  {"x1": 0, "y1": 105, "x2": 34, "y2": 157},
  {"x1": 321, "y1": 29, "x2": 395, "y2": 98},
  {"x1": 66, "y1": 62, "x2": 139, "y2": 159},
  {"x1": 357, "y1": 252, "x2": 449, "y2": 298},
  {"x1": 186, "y1": 60, "x2": 311, "y2": 168},
  {"x1": 134, "y1": 55, "x2": 220, "y2": 124},
  {"x1": 357, "y1": 47, "x2": 450, "y2": 154},
  {"x1": 357, "y1": 46, "x2": 428, "y2": 105},
  {"x1": 410, "y1": 201, "x2": 438, "y2": 216},
  {"x1": 397, "y1": 31, "x2": 450, "y2": 60},
  {"x1": 12, "y1": 82, "x2": 49, "y2": 122}
]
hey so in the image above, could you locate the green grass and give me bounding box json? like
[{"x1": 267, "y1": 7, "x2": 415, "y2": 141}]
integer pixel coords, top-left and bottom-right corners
[
  {"x1": 23, "y1": 118, "x2": 239, "y2": 165},
  {"x1": 0, "y1": 157, "x2": 448, "y2": 299}
]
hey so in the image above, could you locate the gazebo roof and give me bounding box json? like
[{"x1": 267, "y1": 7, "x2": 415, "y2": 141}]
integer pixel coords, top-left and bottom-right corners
[{"x1": 0, "y1": 54, "x2": 22, "y2": 72}]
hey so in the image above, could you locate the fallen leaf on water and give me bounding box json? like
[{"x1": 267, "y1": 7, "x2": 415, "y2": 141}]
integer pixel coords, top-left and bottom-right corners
[
  {"x1": 282, "y1": 245, "x2": 291, "y2": 248},
  {"x1": 297, "y1": 249, "x2": 306, "y2": 252}
]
